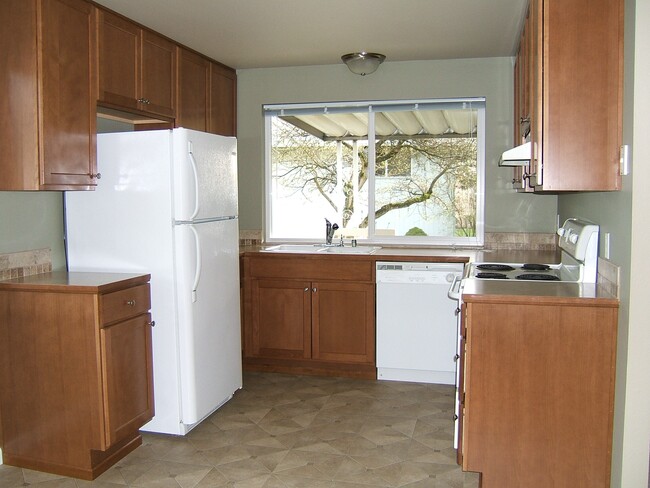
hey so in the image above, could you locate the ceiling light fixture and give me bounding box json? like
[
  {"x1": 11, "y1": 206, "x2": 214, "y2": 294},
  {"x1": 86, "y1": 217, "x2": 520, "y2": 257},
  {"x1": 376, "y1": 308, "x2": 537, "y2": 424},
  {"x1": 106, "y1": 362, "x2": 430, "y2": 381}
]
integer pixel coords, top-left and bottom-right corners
[{"x1": 341, "y1": 52, "x2": 386, "y2": 76}]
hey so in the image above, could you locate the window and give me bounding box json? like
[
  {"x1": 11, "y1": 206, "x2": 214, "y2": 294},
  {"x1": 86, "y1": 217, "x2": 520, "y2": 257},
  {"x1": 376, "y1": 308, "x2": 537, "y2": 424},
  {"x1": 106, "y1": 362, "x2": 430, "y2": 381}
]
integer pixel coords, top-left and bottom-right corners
[{"x1": 264, "y1": 98, "x2": 485, "y2": 246}]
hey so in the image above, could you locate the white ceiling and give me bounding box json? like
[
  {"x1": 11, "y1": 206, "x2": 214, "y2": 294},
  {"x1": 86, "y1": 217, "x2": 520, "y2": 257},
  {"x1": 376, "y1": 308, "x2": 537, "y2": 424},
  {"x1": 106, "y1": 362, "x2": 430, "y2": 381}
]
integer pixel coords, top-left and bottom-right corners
[{"x1": 92, "y1": 0, "x2": 528, "y2": 70}]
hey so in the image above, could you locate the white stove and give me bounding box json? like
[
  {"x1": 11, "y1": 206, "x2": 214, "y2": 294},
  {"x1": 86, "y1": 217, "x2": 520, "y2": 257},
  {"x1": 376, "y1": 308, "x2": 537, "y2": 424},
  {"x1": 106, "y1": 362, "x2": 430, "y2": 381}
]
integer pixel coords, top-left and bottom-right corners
[{"x1": 468, "y1": 218, "x2": 600, "y2": 283}]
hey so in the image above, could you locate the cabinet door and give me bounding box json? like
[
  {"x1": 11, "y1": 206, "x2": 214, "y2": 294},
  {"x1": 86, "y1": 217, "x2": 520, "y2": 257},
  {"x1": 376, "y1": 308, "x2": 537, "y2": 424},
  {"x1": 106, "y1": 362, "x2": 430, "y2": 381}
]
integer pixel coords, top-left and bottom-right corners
[
  {"x1": 97, "y1": 9, "x2": 140, "y2": 111},
  {"x1": 100, "y1": 313, "x2": 154, "y2": 447},
  {"x1": 209, "y1": 62, "x2": 236, "y2": 136},
  {"x1": 176, "y1": 47, "x2": 210, "y2": 131},
  {"x1": 251, "y1": 279, "x2": 311, "y2": 359},
  {"x1": 462, "y1": 301, "x2": 617, "y2": 487},
  {"x1": 311, "y1": 281, "x2": 375, "y2": 364},
  {"x1": 40, "y1": 0, "x2": 97, "y2": 190},
  {"x1": 536, "y1": 0, "x2": 622, "y2": 191},
  {"x1": 141, "y1": 30, "x2": 176, "y2": 118},
  {"x1": 527, "y1": 0, "x2": 543, "y2": 188}
]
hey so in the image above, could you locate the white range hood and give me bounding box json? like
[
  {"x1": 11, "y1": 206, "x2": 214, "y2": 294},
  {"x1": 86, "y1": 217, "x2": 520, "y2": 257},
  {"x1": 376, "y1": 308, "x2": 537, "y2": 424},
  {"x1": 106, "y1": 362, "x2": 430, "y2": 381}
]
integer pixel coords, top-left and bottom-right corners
[{"x1": 499, "y1": 141, "x2": 531, "y2": 166}]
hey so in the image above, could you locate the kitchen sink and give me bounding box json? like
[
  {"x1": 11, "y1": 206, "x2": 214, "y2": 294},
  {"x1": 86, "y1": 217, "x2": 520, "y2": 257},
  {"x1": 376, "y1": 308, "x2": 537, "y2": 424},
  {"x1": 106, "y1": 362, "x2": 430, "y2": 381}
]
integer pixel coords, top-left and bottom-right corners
[
  {"x1": 321, "y1": 246, "x2": 381, "y2": 254},
  {"x1": 262, "y1": 244, "x2": 325, "y2": 253},
  {"x1": 262, "y1": 244, "x2": 381, "y2": 254}
]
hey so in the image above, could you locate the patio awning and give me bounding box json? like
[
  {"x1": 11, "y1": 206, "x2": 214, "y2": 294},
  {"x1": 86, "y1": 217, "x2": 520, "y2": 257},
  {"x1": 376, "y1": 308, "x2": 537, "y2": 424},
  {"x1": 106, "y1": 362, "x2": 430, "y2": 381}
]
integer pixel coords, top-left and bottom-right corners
[{"x1": 278, "y1": 107, "x2": 478, "y2": 141}]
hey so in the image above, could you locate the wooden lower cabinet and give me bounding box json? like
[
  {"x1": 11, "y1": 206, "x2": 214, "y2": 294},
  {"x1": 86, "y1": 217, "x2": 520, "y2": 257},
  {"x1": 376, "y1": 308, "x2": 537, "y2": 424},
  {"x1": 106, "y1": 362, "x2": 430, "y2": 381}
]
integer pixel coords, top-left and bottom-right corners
[
  {"x1": 458, "y1": 298, "x2": 618, "y2": 488},
  {"x1": 0, "y1": 272, "x2": 154, "y2": 480},
  {"x1": 243, "y1": 255, "x2": 376, "y2": 378}
]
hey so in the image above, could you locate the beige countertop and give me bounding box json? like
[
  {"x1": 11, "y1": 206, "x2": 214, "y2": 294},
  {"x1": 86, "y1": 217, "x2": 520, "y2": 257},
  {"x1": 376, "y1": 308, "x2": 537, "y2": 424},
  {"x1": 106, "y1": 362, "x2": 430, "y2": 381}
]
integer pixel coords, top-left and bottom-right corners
[
  {"x1": 461, "y1": 277, "x2": 618, "y2": 303},
  {"x1": 240, "y1": 244, "x2": 561, "y2": 265},
  {"x1": 0, "y1": 271, "x2": 150, "y2": 293}
]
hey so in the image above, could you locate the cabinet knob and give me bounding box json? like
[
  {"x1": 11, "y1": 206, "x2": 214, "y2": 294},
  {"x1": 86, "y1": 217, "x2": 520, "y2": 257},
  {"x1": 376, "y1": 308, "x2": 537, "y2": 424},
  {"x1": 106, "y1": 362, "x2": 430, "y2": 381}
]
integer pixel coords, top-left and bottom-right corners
[
  {"x1": 312, "y1": 287, "x2": 317, "y2": 293},
  {"x1": 304, "y1": 287, "x2": 309, "y2": 292},
  {"x1": 126, "y1": 299, "x2": 136, "y2": 306},
  {"x1": 90, "y1": 173, "x2": 101, "y2": 179},
  {"x1": 148, "y1": 320, "x2": 156, "y2": 327}
]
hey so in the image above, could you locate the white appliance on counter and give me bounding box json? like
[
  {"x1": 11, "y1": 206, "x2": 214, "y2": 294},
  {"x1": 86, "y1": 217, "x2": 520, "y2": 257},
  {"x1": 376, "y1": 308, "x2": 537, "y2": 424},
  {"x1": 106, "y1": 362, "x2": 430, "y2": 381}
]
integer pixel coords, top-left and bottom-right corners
[
  {"x1": 64, "y1": 128, "x2": 242, "y2": 435},
  {"x1": 376, "y1": 261, "x2": 465, "y2": 385}
]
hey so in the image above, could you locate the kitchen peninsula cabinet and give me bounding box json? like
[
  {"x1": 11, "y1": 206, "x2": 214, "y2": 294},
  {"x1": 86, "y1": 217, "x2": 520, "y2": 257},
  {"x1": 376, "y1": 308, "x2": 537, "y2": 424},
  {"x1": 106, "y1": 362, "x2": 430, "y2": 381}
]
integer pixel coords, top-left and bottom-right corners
[
  {"x1": 0, "y1": 0, "x2": 97, "y2": 191},
  {"x1": 457, "y1": 295, "x2": 618, "y2": 488},
  {"x1": 514, "y1": 0, "x2": 623, "y2": 192},
  {"x1": 242, "y1": 255, "x2": 376, "y2": 378},
  {"x1": 97, "y1": 9, "x2": 176, "y2": 119},
  {"x1": 0, "y1": 272, "x2": 154, "y2": 480}
]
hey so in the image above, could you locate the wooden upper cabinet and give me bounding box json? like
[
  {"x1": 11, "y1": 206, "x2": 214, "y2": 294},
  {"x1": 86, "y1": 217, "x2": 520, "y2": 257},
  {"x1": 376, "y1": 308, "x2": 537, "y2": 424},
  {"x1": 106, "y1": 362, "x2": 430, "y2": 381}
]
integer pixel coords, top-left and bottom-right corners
[
  {"x1": 0, "y1": 0, "x2": 97, "y2": 191},
  {"x1": 176, "y1": 47, "x2": 237, "y2": 135},
  {"x1": 97, "y1": 9, "x2": 176, "y2": 119},
  {"x1": 524, "y1": 0, "x2": 623, "y2": 191},
  {"x1": 176, "y1": 47, "x2": 210, "y2": 132},
  {"x1": 210, "y1": 63, "x2": 237, "y2": 136}
]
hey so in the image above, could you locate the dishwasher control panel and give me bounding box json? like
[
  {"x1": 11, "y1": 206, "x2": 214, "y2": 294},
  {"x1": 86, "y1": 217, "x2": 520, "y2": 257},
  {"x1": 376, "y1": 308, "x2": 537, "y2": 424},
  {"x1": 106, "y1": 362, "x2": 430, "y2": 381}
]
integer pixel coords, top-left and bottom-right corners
[{"x1": 376, "y1": 262, "x2": 465, "y2": 285}]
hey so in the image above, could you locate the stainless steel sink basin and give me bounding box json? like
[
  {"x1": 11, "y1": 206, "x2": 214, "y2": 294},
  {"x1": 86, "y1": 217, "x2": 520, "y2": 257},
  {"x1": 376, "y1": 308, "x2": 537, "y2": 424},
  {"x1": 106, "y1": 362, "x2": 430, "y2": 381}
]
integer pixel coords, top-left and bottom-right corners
[
  {"x1": 262, "y1": 244, "x2": 381, "y2": 255},
  {"x1": 262, "y1": 244, "x2": 325, "y2": 253},
  {"x1": 321, "y1": 246, "x2": 381, "y2": 254}
]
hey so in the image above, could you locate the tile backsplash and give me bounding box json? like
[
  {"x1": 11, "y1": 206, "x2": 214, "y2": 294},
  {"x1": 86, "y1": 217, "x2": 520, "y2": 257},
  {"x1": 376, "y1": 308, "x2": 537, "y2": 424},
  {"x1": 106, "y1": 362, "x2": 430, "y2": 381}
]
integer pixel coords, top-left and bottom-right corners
[
  {"x1": 484, "y1": 232, "x2": 557, "y2": 251},
  {"x1": 239, "y1": 230, "x2": 263, "y2": 247},
  {"x1": 0, "y1": 248, "x2": 52, "y2": 280}
]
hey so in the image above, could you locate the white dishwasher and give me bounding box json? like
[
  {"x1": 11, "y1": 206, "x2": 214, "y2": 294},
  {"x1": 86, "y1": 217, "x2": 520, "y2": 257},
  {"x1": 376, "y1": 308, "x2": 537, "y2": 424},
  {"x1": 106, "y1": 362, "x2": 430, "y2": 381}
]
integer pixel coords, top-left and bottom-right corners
[{"x1": 376, "y1": 261, "x2": 465, "y2": 384}]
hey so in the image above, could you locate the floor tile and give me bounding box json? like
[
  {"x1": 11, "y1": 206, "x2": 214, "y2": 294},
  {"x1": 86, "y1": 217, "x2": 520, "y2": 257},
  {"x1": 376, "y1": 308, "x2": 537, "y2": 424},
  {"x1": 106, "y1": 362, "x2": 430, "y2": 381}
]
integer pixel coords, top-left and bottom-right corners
[{"x1": 0, "y1": 372, "x2": 478, "y2": 488}]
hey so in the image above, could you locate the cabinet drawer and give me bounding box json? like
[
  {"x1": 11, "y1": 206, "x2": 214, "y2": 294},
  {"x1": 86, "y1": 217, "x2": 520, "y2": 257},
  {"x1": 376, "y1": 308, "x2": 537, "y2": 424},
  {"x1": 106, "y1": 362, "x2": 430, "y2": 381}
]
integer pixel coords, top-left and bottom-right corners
[
  {"x1": 100, "y1": 284, "x2": 151, "y2": 326},
  {"x1": 249, "y1": 256, "x2": 373, "y2": 282}
]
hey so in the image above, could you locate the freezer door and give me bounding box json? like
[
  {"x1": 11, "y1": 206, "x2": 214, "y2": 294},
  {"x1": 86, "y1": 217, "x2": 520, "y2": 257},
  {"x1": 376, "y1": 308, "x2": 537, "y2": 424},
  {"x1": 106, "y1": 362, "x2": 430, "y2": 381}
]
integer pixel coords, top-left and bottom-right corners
[
  {"x1": 173, "y1": 218, "x2": 242, "y2": 425},
  {"x1": 172, "y1": 128, "x2": 238, "y2": 221}
]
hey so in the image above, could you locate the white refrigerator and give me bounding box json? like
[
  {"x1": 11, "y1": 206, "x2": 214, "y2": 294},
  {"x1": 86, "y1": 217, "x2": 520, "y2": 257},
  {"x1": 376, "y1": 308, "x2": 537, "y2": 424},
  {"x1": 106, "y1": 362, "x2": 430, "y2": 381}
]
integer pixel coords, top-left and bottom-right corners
[{"x1": 65, "y1": 128, "x2": 242, "y2": 435}]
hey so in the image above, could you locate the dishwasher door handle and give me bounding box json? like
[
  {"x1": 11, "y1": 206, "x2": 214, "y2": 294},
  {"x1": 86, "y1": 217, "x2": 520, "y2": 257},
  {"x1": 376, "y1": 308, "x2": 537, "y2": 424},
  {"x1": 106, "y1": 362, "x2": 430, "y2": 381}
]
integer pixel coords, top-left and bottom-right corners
[{"x1": 447, "y1": 275, "x2": 462, "y2": 300}]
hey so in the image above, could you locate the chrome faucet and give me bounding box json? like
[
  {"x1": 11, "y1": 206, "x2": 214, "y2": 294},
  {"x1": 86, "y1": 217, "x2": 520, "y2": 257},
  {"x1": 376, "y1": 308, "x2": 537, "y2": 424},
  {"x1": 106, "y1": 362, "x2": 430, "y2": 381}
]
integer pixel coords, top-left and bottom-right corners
[{"x1": 325, "y1": 218, "x2": 339, "y2": 245}]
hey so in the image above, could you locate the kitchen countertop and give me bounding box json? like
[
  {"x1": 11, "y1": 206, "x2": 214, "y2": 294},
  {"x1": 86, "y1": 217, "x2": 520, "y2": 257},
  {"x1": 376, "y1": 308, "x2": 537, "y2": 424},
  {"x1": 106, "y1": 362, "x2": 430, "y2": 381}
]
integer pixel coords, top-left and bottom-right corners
[
  {"x1": 0, "y1": 271, "x2": 151, "y2": 293},
  {"x1": 461, "y1": 277, "x2": 618, "y2": 303},
  {"x1": 240, "y1": 244, "x2": 561, "y2": 265}
]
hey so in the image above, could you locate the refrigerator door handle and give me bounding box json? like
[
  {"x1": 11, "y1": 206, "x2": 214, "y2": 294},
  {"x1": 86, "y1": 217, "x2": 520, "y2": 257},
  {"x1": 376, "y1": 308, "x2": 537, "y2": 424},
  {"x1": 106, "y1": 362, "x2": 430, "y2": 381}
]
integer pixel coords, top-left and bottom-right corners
[
  {"x1": 188, "y1": 149, "x2": 201, "y2": 220},
  {"x1": 189, "y1": 224, "x2": 201, "y2": 303}
]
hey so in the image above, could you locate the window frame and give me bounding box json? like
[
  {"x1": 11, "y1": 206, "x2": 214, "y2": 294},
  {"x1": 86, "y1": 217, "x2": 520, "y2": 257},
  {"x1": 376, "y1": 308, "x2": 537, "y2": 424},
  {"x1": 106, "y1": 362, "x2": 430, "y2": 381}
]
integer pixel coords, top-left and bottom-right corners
[{"x1": 264, "y1": 98, "x2": 485, "y2": 247}]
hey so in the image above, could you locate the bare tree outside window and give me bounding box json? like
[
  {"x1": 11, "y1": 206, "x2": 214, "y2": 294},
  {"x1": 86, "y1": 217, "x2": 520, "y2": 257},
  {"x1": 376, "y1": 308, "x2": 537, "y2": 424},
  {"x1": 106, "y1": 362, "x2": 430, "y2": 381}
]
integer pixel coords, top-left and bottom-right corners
[{"x1": 270, "y1": 114, "x2": 478, "y2": 239}]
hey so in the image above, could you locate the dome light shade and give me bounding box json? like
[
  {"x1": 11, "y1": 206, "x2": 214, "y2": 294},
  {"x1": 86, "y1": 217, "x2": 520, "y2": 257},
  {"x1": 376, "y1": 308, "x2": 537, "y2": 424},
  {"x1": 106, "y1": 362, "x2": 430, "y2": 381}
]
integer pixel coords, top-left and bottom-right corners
[{"x1": 341, "y1": 52, "x2": 386, "y2": 76}]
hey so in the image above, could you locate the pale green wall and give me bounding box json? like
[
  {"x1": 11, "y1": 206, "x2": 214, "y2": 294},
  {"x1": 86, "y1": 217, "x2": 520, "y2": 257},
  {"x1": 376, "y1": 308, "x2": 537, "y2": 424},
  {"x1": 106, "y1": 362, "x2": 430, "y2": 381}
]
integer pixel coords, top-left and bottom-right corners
[
  {"x1": 236, "y1": 57, "x2": 558, "y2": 235},
  {"x1": 0, "y1": 192, "x2": 66, "y2": 270},
  {"x1": 558, "y1": 0, "x2": 650, "y2": 485}
]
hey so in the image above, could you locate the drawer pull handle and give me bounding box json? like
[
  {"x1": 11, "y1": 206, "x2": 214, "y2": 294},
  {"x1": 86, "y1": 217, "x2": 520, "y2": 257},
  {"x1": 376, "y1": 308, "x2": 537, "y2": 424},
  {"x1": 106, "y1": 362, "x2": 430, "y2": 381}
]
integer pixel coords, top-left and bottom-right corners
[
  {"x1": 148, "y1": 320, "x2": 156, "y2": 327},
  {"x1": 126, "y1": 300, "x2": 136, "y2": 306}
]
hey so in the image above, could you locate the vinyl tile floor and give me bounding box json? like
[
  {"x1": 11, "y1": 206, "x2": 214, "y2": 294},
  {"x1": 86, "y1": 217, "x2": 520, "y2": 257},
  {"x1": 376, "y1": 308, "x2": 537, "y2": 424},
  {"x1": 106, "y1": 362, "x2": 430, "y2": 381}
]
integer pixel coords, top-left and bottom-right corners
[{"x1": 0, "y1": 372, "x2": 480, "y2": 488}]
